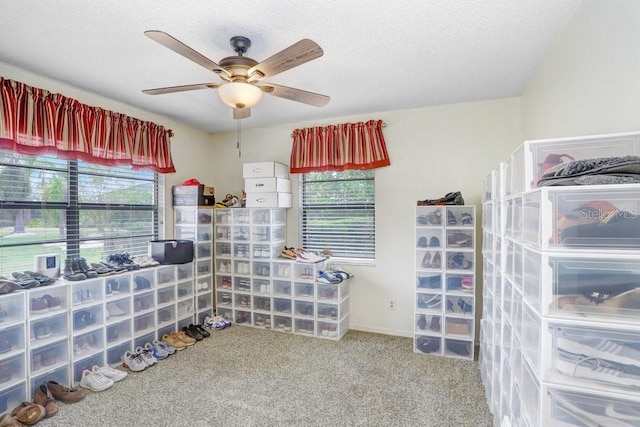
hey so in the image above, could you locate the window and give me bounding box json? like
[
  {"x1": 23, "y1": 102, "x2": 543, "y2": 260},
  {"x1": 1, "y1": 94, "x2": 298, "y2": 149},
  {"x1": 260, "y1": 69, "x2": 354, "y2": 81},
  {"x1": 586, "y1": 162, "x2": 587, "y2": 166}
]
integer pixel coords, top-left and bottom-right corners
[
  {"x1": 0, "y1": 149, "x2": 163, "y2": 276},
  {"x1": 300, "y1": 170, "x2": 375, "y2": 261}
]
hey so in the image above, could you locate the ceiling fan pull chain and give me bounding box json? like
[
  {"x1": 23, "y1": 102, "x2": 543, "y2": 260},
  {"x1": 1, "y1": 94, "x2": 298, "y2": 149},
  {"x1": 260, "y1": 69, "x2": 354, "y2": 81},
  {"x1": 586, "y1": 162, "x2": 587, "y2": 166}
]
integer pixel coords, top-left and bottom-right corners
[{"x1": 236, "y1": 118, "x2": 242, "y2": 158}]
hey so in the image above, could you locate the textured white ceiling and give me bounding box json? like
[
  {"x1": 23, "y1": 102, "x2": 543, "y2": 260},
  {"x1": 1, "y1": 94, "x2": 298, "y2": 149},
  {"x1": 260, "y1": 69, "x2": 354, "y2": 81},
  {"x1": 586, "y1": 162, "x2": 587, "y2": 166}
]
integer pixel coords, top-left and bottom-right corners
[{"x1": 0, "y1": 0, "x2": 582, "y2": 133}]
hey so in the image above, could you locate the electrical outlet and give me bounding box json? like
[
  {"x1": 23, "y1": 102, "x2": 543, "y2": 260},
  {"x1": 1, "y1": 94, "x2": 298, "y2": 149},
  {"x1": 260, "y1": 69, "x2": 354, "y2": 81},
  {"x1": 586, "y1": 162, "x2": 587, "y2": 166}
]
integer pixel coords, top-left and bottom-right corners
[{"x1": 389, "y1": 299, "x2": 396, "y2": 310}]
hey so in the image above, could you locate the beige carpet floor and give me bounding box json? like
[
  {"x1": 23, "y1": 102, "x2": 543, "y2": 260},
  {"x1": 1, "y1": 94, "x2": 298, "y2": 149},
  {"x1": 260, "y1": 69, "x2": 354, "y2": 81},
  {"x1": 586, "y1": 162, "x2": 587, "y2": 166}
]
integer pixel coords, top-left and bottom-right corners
[{"x1": 34, "y1": 327, "x2": 493, "y2": 426}]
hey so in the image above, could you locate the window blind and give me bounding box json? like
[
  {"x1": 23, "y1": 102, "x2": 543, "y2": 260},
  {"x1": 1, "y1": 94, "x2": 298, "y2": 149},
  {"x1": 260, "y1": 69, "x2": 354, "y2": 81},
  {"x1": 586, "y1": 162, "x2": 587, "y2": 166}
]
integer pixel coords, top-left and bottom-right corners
[{"x1": 300, "y1": 170, "x2": 375, "y2": 260}]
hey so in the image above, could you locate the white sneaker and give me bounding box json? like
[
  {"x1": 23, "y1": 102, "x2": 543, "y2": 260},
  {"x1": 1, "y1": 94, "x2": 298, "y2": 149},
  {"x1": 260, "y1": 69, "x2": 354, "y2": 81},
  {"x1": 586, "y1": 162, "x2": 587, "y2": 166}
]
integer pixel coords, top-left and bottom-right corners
[
  {"x1": 93, "y1": 365, "x2": 127, "y2": 382},
  {"x1": 122, "y1": 350, "x2": 147, "y2": 372},
  {"x1": 556, "y1": 349, "x2": 640, "y2": 388},
  {"x1": 557, "y1": 331, "x2": 640, "y2": 368},
  {"x1": 106, "y1": 303, "x2": 127, "y2": 317},
  {"x1": 79, "y1": 368, "x2": 114, "y2": 391},
  {"x1": 144, "y1": 342, "x2": 169, "y2": 360},
  {"x1": 135, "y1": 346, "x2": 158, "y2": 366}
]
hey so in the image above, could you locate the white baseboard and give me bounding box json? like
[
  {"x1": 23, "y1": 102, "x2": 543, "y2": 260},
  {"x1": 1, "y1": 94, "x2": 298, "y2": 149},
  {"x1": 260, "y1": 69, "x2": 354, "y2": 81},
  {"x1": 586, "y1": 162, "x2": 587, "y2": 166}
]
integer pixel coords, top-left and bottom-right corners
[{"x1": 348, "y1": 324, "x2": 413, "y2": 338}]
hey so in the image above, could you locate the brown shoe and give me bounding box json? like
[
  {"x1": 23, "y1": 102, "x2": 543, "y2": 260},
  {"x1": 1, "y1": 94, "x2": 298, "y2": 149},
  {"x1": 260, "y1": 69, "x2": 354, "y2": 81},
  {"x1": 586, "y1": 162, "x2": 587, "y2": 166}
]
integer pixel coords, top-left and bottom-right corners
[
  {"x1": 45, "y1": 381, "x2": 86, "y2": 403},
  {"x1": 0, "y1": 413, "x2": 21, "y2": 427},
  {"x1": 34, "y1": 384, "x2": 59, "y2": 417},
  {"x1": 162, "y1": 333, "x2": 187, "y2": 350},
  {"x1": 176, "y1": 330, "x2": 196, "y2": 345},
  {"x1": 10, "y1": 402, "x2": 46, "y2": 426}
]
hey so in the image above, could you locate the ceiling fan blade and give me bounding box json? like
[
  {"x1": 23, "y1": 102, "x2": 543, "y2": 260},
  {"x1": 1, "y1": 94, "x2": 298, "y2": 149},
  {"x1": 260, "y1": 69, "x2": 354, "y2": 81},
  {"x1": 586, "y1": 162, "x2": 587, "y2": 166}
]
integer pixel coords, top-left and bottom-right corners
[
  {"x1": 144, "y1": 30, "x2": 230, "y2": 78},
  {"x1": 260, "y1": 84, "x2": 330, "y2": 107},
  {"x1": 233, "y1": 108, "x2": 251, "y2": 119},
  {"x1": 247, "y1": 39, "x2": 323, "y2": 81},
  {"x1": 142, "y1": 83, "x2": 220, "y2": 95}
]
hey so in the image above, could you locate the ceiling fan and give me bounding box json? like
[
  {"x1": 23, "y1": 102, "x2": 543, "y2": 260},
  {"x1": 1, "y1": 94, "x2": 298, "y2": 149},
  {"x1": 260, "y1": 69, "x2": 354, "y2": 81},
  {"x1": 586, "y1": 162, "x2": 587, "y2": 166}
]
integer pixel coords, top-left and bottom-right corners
[{"x1": 142, "y1": 30, "x2": 330, "y2": 119}]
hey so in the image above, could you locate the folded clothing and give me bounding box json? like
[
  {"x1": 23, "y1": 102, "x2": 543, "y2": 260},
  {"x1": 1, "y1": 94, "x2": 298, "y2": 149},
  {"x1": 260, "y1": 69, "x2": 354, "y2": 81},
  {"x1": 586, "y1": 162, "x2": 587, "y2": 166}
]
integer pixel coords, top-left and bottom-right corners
[{"x1": 538, "y1": 155, "x2": 640, "y2": 186}]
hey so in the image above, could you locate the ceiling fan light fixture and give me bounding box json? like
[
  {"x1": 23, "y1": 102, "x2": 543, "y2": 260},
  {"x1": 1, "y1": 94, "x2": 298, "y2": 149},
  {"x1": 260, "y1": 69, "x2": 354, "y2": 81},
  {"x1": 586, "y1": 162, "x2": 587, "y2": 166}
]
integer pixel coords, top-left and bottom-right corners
[{"x1": 218, "y1": 82, "x2": 263, "y2": 109}]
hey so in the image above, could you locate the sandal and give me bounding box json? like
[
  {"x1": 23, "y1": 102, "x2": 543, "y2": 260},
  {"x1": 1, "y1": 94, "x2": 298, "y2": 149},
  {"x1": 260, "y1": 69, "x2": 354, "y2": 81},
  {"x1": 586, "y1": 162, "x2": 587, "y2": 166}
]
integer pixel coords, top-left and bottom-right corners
[
  {"x1": 10, "y1": 402, "x2": 46, "y2": 426},
  {"x1": 281, "y1": 247, "x2": 297, "y2": 260}
]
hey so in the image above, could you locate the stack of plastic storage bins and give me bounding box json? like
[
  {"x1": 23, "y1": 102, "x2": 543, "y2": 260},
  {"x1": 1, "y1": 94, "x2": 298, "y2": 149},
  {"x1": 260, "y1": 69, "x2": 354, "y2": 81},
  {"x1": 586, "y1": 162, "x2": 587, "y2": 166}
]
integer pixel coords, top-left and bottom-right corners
[
  {"x1": 243, "y1": 161, "x2": 292, "y2": 208},
  {"x1": 481, "y1": 131, "x2": 640, "y2": 426}
]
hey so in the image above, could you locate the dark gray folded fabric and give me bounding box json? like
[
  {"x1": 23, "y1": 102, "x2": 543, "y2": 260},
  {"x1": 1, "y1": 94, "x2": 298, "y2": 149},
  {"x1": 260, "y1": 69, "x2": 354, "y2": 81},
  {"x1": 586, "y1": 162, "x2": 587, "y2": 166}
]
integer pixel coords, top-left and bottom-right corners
[{"x1": 538, "y1": 156, "x2": 640, "y2": 186}]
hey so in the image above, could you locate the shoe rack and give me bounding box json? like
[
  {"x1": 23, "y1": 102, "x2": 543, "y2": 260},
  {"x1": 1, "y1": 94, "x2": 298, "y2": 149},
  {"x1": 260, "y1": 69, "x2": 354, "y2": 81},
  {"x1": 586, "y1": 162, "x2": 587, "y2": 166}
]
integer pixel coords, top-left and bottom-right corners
[
  {"x1": 480, "y1": 132, "x2": 640, "y2": 426},
  {"x1": 214, "y1": 208, "x2": 350, "y2": 340},
  {"x1": 173, "y1": 207, "x2": 214, "y2": 325},
  {"x1": 414, "y1": 205, "x2": 476, "y2": 360},
  {"x1": 0, "y1": 262, "x2": 196, "y2": 411}
]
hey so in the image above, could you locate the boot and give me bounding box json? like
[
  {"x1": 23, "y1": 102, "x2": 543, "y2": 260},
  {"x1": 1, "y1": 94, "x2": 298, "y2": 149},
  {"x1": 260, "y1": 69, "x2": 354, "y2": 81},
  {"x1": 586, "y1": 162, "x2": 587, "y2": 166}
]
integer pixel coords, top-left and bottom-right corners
[
  {"x1": 77, "y1": 258, "x2": 98, "y2": 278},
  {"x1": 63, "y1": 258, "x2": 86, "y2": 281}
]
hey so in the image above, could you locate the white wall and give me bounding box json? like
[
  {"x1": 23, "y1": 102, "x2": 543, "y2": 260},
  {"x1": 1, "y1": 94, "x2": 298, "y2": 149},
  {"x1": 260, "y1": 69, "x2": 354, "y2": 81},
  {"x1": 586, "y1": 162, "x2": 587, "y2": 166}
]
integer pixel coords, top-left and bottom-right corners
[
  {"x1": 206, "y1": 99, "x2": 521, "y2": 336},
  {"x1": 522, "y1": 0, "x2": 640, "y2": 139}
]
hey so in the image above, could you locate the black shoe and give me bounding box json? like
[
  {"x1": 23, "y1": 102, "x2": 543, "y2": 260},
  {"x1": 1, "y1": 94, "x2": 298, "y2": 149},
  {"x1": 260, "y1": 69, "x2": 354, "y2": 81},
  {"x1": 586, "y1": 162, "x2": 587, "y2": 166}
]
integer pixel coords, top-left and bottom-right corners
[
  {"x1": 417, "y1": 315, "x2": 427, "y2": 330},
  {"x1": 184, "y1": 325, "x2": 203, "y2": 341},
  {"x1": 194, "y1": 324, "x2": 210, "y2": 338}
]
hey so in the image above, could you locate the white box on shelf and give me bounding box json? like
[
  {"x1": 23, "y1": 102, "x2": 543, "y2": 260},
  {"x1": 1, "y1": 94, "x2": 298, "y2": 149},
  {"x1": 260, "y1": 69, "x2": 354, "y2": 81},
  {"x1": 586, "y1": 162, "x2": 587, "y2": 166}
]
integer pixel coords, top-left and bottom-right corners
[
  {"x1": 245, "y1": 192, "x2": 292, "y2": 208},
  {"x1": 244, "y1": 177, "x2": 291, "y2": 193},
  {"x1": 242, "y1": 161, "x2": 289, "y2": 179}
]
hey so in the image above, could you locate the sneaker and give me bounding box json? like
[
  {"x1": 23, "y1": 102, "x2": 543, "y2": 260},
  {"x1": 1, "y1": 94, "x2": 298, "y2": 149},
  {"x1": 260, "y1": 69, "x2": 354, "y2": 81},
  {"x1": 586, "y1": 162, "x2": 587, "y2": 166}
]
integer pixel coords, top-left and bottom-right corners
[
  {"x1": 162, "y1": 333, "x2": 187, "y2": 350},
  {"x1": 135, "y1": 346, "x2": 158, "y2": 366},
  {"x1": 79, "y1": 369, "x2": 114, "y2": 391},
  {"x1": 152, "y1": 339, "x2": 176, "y2": 355},
  {"x1": 556, "y1": 349, "x2": 640, "y2": 388},
  {"x1": 122, "y1": 351, "x2": 147, "y2": 372},
  {"x1": 557, "y1": 331, "x2": 640, "y2": 368},
  {"x1": 93, "y1": 365, "x2": 127, "y2": 382},
  {"x1": 106, "y1": 303, "x2": 127, "y2": 317},
  {"x1": 144, "y1": 342, "x2": 168, "y2": 360},
  {"x1": 176, "y1": 331, "x2": 196, "y2": 346}
]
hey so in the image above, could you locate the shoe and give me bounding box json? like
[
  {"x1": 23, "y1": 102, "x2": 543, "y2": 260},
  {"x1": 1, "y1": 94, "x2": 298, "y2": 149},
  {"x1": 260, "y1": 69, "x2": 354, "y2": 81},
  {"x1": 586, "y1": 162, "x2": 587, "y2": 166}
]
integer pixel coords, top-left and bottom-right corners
[
  {"x1": 430, "y1": 317, "x2": 441, "y2": 332},
  {"x1": 106, "y1": 303, "x2": 127, "y2": 317},
  {"x1": 317, "y1": 271, "x2": 341, "y2": 284},
  {"x1": 122, "y1": 351, "x2": 147, "y2": 372},
  {"x1": 183, "y1": 326, "x2": 203, "y2": 341},
  {"x1": 557, "y1": 331, "x2": 640, "y2": 368},
  {"x1": 460, "y1": 212, "x2": 473, "y2": 225},
  {"x1": 428, "y1": 237, "x2": 440, "y2": 247},
  {"x1": 446, "y1": 340, "x2": 470, "y2": 356},
  {"x1": 30, "y1": 298, "x2": 49, "y2": 314},
  {"x1": 417, "y1": 315, "x2": 427, "y2": 330},
  {"x1": 152, "y1": 339, "x2": 176, "y2": 355},
  {"x1": 41, "y1": 294, "x2": 62, "y2": 311},
  {"x1": 79, "y1": 369, "x2": 114, "y2": 391},
  {"x1": 93, "y1": 365, "x2": 127, "y2": 382},
  {"x1": 556, "y1": 349, "x2": 640, "y2": 388},
  {"x1": 194, "y1": 324, "x2": 211, "y2": 338},
  {"x1": 447, "y1": 210, "x2": 457, "y2": 225},
  {"x1": 23, "y1": 271, "x2": 55, "y2": 287},
  {"x1": 45, "y1": 380, "x2": 86, "y2": 403},
  {"x1": 33, "y1": 323, "x2": 52, "y2": 339},
  {"x1": 144, "y1": 342, "x2": 168, "y2": 360},
  {"x1": 162, "y1": 333, "x2": 187, "y2": 350},
  {"x1": 0, "y1": 413, "x2": 21, "y2": 427},
  {"x1": 416, "y1": 336, "x2": 440, "y2": 354},
  {"x1": 176, "y1": 330, "x2": 196, "y2": 345},
  {"x1": 10, "y1": 402, "x2": 46, "y2": 425},
  {"x1": 417, "y1": 294, "x2": 441, "y2": 309},
  {"x1": 135, "y1": 346, "x2": 158, "y2": 366},
  {"x1": 417, "y1": 191, "x2": 464, "y2": 206},
  {"x1": 33, "y1": 384, "x2": 59, "y2": 417}
]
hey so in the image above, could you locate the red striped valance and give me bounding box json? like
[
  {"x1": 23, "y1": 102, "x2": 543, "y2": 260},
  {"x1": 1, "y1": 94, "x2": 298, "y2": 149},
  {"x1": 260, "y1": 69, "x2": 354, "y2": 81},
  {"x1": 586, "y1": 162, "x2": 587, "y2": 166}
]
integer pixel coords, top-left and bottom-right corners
[
  {"x1": 290, "y1": 119, "x2": 391, "y2": 173},
  {"x1": 0, "y1": 77, "x2": 176, "y2": 173}
]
